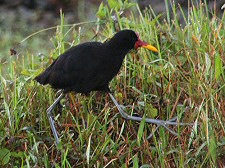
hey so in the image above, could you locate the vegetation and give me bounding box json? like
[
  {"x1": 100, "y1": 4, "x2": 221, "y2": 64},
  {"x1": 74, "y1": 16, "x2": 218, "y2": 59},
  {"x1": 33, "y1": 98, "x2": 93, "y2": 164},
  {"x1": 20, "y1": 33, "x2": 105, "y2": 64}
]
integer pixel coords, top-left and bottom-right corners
[{"x1": 0, "y1": 0, "x2": 224, "y2": 167}]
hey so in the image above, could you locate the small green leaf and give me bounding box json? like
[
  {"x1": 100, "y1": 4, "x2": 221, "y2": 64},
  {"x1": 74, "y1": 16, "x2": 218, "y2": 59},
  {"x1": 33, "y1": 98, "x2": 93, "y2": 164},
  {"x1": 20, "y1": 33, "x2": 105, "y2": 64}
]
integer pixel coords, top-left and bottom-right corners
[
  {"x1": 132, "y1": 155, "x2": 139, "y2": 168},
  {"x1": 0, "y1": 148, "x2": 11, "y2": 166},
  {"x1": 124, "y1": 2, "x2": 136, "y2": 9},
  {"x1": 96, "y1": 3, "x2": 107, "y2": 19},
  {"x1": 108, "y1": 0, "x2": 118, "y2": 9},
  {"x1": 209, "y1": 133, "x2": 217, "y2": 163},
  {"x1": 137, "y1": 116, "x2": 145, "y2": 146},
  {"x1": 146, "y1": 103, "x2": 158, "y2": 118},
  {"x1": 215, "y1": 54, "x2": 222, "y2": 80},
  {"x1": 116, "y1": 92, "x2": 123, "y2": 99},
  {"x1": 11, "y1": 151, "x2": 24, "y2": 158}
]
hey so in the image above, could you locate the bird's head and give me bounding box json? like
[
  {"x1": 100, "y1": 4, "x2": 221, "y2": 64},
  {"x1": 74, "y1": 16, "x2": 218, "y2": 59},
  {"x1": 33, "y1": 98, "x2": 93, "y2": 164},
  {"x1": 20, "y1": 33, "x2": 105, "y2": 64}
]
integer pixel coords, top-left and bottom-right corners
[
  {"x1": 109, "y1": 30, "x2": 158, "y2": 53},
  {"x1": 134, "y1": 32, "x2": 158, "y2": 52}
]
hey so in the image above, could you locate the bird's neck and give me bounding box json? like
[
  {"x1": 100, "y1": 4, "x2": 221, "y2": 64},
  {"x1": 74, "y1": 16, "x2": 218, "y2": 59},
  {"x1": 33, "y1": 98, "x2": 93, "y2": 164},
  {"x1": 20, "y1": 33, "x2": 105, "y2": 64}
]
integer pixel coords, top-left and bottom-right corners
[{"x1": 104, "y1": 39, "x2": 132, "y2": 59}]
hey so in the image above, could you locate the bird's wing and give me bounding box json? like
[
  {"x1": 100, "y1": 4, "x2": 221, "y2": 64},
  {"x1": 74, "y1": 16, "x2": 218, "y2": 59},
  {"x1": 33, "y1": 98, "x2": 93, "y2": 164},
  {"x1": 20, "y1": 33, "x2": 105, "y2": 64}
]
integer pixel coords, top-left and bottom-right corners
[{"x1": 47, "y1": 42, "x2": 109, "y2": 93}]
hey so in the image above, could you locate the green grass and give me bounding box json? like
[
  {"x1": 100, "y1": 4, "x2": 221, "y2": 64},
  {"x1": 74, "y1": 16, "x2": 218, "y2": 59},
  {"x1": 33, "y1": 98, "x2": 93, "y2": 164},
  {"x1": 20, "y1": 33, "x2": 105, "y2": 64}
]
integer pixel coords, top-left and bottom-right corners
[{"x1": 1, "y1": 1, "x2": 225, "y2": 167}]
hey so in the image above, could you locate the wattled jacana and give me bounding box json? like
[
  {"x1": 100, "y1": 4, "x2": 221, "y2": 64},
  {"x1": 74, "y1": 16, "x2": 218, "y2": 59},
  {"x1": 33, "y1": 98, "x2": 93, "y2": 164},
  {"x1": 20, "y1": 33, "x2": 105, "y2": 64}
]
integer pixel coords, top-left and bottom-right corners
[{"x1": 35, "y1": 30, "x2": 192, "y2": 144}]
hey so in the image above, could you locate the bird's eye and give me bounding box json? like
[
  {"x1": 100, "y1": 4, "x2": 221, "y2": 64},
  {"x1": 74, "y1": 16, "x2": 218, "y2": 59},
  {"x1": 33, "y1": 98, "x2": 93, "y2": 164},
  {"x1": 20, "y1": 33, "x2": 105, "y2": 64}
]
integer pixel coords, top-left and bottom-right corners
[{"x1": 129, "y1": 34, "x2": 138, "y2": 43}]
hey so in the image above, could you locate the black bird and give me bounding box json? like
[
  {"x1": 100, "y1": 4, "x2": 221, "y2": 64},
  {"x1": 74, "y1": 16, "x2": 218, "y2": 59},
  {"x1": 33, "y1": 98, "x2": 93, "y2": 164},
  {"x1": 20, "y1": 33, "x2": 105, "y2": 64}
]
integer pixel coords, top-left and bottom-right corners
[{"x1": 35, "y1": 30, "x2": 191, "y2": 144}]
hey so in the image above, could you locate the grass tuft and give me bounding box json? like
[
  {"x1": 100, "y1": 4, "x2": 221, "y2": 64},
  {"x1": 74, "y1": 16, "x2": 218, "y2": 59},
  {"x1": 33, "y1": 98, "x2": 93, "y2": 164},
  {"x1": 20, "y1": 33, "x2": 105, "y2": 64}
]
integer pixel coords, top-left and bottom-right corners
[{"x1": 0, "y1": 0, "x2": 225, "y2": 167}]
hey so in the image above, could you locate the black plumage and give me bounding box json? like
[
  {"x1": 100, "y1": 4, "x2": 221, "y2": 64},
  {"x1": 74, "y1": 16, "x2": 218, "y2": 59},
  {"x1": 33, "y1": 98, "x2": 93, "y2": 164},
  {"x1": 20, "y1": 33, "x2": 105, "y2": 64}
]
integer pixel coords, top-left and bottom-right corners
[{"x1": 35, "y1": 30, "x2": 157, "y2": 94}]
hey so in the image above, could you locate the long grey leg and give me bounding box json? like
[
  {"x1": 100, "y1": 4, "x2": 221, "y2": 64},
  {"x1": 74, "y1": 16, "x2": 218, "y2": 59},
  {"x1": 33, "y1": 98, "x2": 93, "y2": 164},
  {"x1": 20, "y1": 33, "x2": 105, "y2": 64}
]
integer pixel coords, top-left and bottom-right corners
[
  {"x1": 46, "y1": 91, "x2": 64, "y2": 144},
  {"x1": 108, "y1": 93, "x2": 193, "y2": 135},
  {"x1": 147, "y1": 116, "x2": 178, "y2": 139}
]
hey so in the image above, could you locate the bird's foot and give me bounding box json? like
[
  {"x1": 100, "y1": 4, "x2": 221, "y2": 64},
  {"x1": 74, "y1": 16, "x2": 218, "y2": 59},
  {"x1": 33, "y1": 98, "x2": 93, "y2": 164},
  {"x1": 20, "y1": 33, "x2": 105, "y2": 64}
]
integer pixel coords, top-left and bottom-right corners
[{"x1": 108, "y1": 93, "x2": 195, "y2": 138}]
